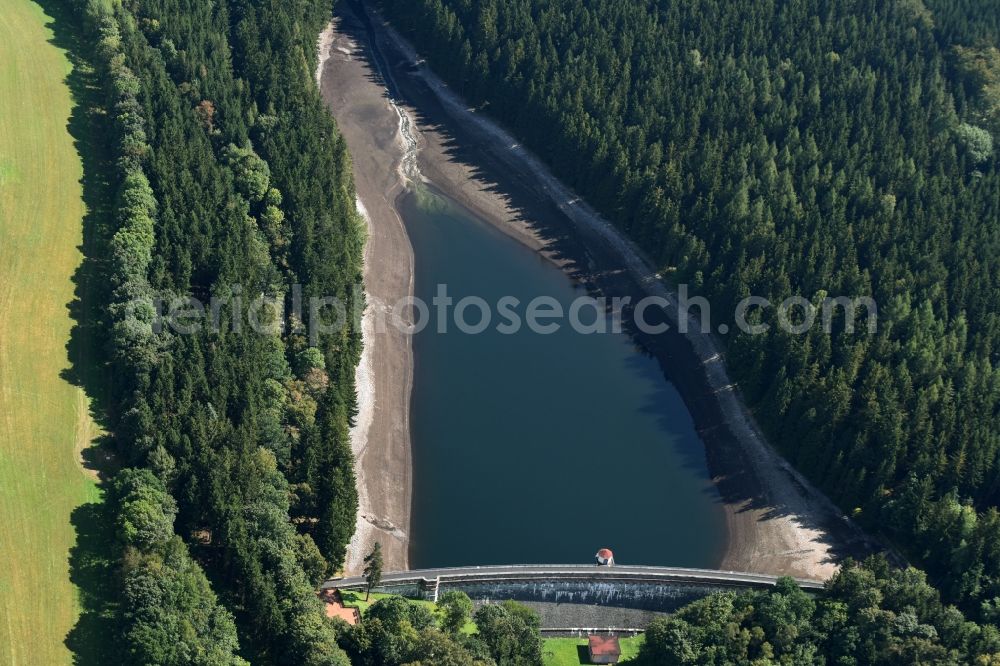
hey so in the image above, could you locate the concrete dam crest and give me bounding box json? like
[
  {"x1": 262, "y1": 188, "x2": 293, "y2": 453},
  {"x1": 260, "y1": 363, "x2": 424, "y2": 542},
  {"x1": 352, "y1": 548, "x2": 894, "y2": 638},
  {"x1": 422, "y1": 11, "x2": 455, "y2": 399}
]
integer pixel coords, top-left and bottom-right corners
[{"x1": 326, "y1": 564, "x2": 825, "y2": 632}]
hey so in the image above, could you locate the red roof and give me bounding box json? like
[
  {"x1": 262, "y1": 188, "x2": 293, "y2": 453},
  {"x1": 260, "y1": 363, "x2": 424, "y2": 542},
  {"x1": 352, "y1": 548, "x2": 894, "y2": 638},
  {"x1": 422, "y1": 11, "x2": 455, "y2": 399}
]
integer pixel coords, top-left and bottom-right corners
[
  {"x1": 588, "y1": 635, "x2": 622, "y2": 657},
  {"x1": 596, "y1": 548, "x2": 614, "y2": 559}
]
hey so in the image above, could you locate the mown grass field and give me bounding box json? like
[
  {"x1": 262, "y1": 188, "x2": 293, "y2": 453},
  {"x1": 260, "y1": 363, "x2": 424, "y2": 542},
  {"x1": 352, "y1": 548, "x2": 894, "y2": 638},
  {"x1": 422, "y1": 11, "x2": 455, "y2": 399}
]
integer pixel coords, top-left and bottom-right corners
[{"x1": 0, "y1": 0, "x2": 100, "y2": 662}]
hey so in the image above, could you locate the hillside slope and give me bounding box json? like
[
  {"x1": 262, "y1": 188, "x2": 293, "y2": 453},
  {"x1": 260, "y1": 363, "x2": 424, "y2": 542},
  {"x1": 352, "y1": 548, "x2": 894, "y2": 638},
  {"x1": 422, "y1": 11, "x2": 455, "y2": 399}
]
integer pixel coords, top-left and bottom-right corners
[{"x1": 378, "y1": 0, "x2": 1000, "y2": 613}]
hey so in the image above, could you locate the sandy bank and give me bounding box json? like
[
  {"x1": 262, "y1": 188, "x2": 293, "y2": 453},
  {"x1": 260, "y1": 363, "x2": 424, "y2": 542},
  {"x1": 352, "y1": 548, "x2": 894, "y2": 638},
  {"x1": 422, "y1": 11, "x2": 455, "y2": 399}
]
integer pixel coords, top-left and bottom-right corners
[
  {"x1": 321, "y1": 0, "x2": 878, "y2": 580},
  {"x1": 319, "y1": 17, "x2": 413, "y2": 574}
]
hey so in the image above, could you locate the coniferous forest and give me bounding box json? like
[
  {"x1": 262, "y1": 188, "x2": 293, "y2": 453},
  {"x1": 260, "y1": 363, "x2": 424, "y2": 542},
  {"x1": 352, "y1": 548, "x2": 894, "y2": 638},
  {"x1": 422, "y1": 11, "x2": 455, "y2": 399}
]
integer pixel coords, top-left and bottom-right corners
[
  {"x1": 54, "y1": 0, "x2": 1000, "y2": 661},
  {"x1": 377, "y1": 0, "x2": 1000, "y2": 619},
  {"x1": 71, "y1": 0, "x2": 362, "y2": 661}
]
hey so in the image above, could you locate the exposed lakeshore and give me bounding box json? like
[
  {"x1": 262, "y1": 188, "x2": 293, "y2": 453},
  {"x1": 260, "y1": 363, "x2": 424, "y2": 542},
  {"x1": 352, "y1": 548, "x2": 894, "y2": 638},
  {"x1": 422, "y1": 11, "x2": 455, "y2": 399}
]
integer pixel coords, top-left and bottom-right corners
[
  {"x1": 317, "y1": 17, "x2": 413, "y2": 574},
  {"x1": 319, "y1": 0, "x2": 875, "y2": 579}
]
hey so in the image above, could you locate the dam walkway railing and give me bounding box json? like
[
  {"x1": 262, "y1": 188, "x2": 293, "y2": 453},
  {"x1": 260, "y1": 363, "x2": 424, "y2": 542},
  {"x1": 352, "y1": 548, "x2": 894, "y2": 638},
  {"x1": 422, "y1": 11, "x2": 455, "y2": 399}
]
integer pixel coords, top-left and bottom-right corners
[{"x1": 323, "y1": 564, "x2": 825, "y2": 611}]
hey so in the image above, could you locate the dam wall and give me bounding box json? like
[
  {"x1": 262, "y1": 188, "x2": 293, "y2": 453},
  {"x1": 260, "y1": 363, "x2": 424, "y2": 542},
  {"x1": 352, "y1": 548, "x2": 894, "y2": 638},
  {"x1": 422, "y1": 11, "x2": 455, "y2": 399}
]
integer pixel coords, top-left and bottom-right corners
[{"x1": 324, "y1": 564, "x2": 825, "y2": 616}]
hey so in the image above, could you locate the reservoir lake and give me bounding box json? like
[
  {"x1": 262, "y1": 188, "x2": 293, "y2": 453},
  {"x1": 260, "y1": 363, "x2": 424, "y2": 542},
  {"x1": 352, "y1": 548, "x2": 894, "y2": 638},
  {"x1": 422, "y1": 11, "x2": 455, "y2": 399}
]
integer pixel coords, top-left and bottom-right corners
[{"x1": 403, "y1": 185, "x2": 726, "y2": 569}]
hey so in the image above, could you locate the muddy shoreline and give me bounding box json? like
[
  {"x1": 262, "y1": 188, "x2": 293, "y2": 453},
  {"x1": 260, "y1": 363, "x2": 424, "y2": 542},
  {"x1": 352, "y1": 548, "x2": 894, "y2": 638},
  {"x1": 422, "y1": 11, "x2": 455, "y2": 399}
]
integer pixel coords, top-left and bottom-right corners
[{"x1": 320, "y1": 0, "x2": 876, "y2": 579}]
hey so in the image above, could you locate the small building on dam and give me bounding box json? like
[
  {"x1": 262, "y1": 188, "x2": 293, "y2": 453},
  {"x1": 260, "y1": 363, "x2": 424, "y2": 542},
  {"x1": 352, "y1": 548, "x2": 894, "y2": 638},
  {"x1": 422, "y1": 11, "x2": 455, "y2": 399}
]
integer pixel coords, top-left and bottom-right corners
[{"x1": 595, "y1": 548, "x2": 615, "y2": 566}]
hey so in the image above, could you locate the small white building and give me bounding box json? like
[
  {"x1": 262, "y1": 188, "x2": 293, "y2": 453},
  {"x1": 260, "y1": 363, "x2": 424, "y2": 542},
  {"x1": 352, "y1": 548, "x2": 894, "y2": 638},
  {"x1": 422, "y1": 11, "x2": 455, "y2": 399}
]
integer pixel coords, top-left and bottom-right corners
[{"x1": 595, "y1": 548, "x2": 615, "y2": 566}]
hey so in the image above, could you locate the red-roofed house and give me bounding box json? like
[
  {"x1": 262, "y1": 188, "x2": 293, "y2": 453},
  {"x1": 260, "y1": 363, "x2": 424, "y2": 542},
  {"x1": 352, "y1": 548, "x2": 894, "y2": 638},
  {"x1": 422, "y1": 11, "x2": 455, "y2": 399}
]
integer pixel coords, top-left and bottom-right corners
[{"x1": 588, "y1": 635, "x2": 622, "y2": 664}]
